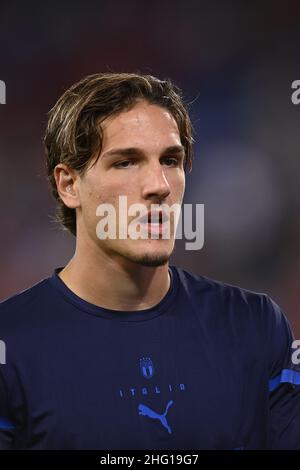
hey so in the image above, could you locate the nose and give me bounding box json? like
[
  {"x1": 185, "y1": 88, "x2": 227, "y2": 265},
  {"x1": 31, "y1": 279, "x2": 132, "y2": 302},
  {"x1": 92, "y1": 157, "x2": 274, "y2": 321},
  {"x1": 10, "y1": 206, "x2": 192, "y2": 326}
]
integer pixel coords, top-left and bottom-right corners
[{"x1": 141, "y1": 163, "x2": 170, "y2": 203}]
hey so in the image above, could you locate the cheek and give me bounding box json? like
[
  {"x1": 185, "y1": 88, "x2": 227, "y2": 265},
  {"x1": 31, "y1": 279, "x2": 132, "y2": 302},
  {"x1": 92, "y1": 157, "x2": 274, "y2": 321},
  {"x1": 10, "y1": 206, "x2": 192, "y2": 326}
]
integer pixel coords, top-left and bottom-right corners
[
  {"x1": 181, "y1": 177, "x2": 186, "y2": 196},
  {"x1": 96, "y1": 182, "x2": 136, "y2": 208},
  {"x1": 81, "y1": 176, "x2": 112, "y2": 206},
  {"x1": 172, "y1": 172, "x2": 185, "y2": 198}
]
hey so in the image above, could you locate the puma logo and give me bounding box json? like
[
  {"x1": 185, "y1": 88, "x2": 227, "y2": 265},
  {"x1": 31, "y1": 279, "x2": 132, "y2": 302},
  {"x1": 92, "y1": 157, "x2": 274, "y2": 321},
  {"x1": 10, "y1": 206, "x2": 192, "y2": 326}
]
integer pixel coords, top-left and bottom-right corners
[{"x1": 138, "y1": 400, "x2": 174, "y2": 434}]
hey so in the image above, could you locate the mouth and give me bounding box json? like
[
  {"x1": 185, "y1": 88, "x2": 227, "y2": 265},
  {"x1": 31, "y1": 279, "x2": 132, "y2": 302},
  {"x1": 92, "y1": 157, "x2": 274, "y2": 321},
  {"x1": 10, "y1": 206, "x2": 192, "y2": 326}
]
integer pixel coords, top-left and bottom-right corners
[
  {"x1": 137, "y1": 210, "x2": 170, "y2": 237},
  {"x1": 138, "y1": 210, "x2": 168, "y2": 225}
]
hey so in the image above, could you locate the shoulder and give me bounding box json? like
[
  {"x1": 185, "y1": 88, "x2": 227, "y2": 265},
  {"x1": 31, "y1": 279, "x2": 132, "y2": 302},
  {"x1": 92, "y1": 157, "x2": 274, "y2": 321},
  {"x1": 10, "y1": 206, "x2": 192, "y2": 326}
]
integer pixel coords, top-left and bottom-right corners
[
  {"x1": 172, "y1": 265, "x2": 284, "y2": 326},
  {"x1": 172, "y1": 266, "x2": 293, "y2": 371},
  {"x1": 0, "y1": 276, "x2": 54, "y2": 332}
]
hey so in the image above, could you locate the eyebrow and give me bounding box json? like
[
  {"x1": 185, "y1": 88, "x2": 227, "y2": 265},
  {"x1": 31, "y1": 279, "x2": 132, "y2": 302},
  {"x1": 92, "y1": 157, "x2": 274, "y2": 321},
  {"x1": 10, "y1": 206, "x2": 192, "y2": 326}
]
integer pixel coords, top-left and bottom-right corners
[{"x1": 102, "y1": 145, "x2": 186, "y2": 159}]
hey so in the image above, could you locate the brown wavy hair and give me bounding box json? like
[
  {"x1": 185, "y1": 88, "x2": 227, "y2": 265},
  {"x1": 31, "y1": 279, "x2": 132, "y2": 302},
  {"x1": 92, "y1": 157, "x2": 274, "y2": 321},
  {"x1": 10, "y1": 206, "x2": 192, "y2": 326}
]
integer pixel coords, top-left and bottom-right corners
[{"x1": 44, "y1": 72, "x2": 194, "y2": 236}]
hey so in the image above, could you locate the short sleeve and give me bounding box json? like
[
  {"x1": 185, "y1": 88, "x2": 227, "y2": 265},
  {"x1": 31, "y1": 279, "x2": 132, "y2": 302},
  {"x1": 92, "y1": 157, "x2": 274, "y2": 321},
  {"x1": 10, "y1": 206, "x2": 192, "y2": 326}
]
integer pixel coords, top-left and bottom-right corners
[
  {"x1": 0, "y1": 368, "x2": 15, "y2": 449},
  {"x1": 266, "y1": 296, "x2": 300, "y2": 449}
]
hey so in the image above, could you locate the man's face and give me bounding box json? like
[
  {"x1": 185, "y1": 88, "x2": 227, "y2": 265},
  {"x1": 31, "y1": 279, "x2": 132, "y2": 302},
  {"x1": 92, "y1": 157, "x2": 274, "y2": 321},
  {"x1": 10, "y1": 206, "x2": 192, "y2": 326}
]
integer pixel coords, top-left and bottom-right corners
[{"x1": 76, "y1": 100, "x2": 186, "y2": 267}]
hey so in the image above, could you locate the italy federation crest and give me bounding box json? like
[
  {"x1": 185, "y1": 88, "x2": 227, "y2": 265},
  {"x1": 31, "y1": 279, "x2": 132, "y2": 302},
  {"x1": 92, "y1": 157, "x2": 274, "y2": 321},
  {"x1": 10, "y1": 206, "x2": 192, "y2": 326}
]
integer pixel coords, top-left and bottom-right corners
[{"x1": 140, "y1": 357, "x2": 154, "y2": 379}]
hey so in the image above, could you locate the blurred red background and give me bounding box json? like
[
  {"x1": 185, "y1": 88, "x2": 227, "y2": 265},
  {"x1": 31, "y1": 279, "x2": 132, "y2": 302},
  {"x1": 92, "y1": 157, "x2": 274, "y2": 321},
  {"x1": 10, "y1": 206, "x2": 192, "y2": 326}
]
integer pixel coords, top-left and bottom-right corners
[{"x1": 0, "y1": 0, "x2": 299, "y2": 334}]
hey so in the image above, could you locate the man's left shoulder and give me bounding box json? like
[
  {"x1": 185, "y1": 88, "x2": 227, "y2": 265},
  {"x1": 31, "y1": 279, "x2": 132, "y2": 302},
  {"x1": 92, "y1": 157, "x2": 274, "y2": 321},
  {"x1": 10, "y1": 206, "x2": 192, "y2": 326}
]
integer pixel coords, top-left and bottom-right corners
[{"x1": 172, "y1": 265, "x2": 282, "y2": 323}]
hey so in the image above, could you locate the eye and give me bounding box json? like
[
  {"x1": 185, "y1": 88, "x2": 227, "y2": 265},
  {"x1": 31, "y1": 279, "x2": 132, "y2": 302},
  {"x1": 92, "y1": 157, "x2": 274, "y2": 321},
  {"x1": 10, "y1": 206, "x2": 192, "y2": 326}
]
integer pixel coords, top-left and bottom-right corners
[
  {"x1": 113, "y1": 160, "x2": 135, "y2": 169},
  {"x1": 162, "y1": 156, "x2": 180, "y2": 167}
]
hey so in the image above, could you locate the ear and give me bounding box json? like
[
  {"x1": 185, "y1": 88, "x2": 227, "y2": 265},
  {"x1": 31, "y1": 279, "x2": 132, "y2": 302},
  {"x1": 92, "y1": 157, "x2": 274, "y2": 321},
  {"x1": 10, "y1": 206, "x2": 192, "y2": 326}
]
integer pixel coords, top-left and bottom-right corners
[{"x1": 54, "y1": 164, "x2": 81, "y2": 209}]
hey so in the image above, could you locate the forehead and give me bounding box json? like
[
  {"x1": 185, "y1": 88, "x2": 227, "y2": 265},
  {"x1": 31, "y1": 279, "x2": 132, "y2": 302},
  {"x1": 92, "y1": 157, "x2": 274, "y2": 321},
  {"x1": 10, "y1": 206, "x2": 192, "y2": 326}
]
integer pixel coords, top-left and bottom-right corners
[{"x1": 100, "y1": 101, "x2": 181, "y2": 149}]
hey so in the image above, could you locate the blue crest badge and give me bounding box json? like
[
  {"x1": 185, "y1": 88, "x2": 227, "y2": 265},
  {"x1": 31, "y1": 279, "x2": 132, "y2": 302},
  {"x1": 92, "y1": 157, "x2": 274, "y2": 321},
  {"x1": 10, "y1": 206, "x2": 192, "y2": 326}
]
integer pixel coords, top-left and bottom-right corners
[{"x1": 140, "y1": 357, "x2": 154, "y2": 379}]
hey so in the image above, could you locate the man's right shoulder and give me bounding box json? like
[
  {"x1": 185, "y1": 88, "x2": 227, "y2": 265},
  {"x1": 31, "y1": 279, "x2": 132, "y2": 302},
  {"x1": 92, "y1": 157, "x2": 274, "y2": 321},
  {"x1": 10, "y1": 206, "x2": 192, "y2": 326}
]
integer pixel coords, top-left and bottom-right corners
[{"x1": 0, "y1": 277, "x2": 53, "y2": 326}]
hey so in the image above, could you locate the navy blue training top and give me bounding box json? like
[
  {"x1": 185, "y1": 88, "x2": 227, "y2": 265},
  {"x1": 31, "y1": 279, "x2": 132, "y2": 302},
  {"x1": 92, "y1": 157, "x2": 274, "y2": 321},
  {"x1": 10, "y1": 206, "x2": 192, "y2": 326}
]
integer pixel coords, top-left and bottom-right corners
[{"x1": 0, "y1": 266, "x2": 300, "y2": 450}]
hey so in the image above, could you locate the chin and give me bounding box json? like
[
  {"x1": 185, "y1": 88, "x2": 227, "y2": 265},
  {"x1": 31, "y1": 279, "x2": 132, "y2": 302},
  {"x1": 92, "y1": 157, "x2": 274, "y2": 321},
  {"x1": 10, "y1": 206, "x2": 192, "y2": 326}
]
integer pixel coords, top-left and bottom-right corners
[
  {"x1": 136, "y1": 254, "x2": 170, "y2": 267},
  {"x1": 124, "y1": 249, "x2": 171, "y2": 267}
]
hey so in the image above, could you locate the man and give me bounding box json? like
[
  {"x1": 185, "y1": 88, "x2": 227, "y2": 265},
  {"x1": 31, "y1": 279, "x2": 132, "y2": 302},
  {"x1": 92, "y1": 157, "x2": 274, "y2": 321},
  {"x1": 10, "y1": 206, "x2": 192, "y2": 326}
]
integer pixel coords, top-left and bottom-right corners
[{"x1": 0, "y1": 72, "x2": 299, "y2": 450}]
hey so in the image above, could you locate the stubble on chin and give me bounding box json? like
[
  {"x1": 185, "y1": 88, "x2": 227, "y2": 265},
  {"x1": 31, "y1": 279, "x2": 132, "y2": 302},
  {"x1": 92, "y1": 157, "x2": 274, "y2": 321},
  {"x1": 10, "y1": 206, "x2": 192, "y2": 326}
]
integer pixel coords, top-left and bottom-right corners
[{"x1": 123, "y1": 251, "x2": 171, "y2": 267}]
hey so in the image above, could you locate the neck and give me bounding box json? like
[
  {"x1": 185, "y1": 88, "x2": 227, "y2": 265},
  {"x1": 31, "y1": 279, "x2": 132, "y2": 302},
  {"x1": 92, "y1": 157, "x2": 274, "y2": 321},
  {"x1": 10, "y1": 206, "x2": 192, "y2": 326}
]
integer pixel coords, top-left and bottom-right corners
[{"x1": 58, "y1": 237, "x2": 171, "y2": 311}]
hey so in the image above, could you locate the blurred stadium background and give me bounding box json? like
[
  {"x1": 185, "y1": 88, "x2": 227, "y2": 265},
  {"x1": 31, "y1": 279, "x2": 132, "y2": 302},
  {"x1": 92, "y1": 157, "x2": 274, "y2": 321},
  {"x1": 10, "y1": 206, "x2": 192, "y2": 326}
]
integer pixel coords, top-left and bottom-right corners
[{"x1": 0, "y1": 0, "x2": 299, "y2": 334}]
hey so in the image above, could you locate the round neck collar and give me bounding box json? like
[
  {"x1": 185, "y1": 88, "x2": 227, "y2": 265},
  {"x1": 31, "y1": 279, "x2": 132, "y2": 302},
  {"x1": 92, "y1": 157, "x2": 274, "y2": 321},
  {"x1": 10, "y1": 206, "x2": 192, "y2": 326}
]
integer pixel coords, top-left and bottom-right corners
[{"x1": 50, "y1": 265, "x2": 179, "y2": 322}]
